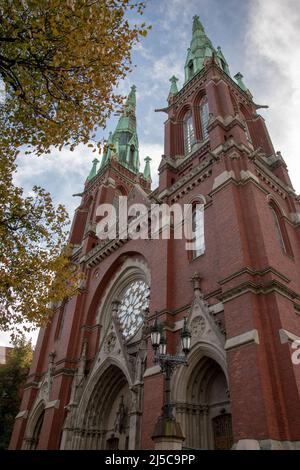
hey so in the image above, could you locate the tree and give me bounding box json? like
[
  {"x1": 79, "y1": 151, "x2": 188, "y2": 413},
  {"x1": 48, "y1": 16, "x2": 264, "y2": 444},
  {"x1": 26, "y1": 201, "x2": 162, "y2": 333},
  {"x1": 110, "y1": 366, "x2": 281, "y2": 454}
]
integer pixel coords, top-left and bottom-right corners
[
  {"x1": 0, "y1": 151, "x2": 85, "y2": 335},
  {"x1": 0, "y1": 0, "x2": 149, "y2": 335},
  {"x1": 0, "y1": 0, "x2": 148, "y2": 154},
  {"x1": 0, "y1": 336, "x2": 33, "y2": 449}
]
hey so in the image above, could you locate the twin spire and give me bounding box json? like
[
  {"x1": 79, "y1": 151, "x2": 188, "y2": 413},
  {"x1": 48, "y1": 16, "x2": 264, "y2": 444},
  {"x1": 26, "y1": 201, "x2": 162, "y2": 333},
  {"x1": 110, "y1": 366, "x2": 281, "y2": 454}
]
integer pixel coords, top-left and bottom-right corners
[
  {"x1": 86, "y1": 85, "x2": 151, "y2": 182},
  {"x1": 87, "y1": 15, "x2": 250, "y2": 183},
  {"x1": 183, "y1": 15, "x2": 230, "y2": 84},
  {"x1": 169, "y1": 15, "x2": 249, "y2": 96}
]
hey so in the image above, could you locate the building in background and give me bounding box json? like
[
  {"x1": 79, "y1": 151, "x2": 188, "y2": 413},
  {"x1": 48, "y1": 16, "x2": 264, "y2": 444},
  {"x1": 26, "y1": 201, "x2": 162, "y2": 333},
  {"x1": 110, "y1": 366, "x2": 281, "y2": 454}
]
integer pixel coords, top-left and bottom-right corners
[
  {"x1": 10, "y1": 16, "x2": 300, "y2": 450},
  {"x1": 0, "y1": 346, "x2": 13, "y2": 366}
]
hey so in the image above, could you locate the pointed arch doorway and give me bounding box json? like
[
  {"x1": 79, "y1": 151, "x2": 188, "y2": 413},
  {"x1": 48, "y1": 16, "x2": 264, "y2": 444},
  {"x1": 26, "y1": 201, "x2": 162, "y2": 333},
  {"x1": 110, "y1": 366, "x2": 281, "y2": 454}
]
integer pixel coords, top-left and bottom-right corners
[
  {"x1": 76, "y1": 364, "x2": 131, "y2": 450},
  {"x1": 174, "y1": 354, "x2": 233, "y2": 450}
]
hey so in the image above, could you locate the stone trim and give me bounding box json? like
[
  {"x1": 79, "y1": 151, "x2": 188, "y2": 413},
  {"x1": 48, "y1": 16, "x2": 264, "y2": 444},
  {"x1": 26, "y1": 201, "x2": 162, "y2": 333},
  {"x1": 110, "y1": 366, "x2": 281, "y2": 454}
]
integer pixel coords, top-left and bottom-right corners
[
  {"x1": 225, "y1": 329, "x2": 259, "y2": 351},
  {"x1": 143, "y1": 365, "x2": 161, "y2": 378},
  {"x1": 208, "y1": 302, "x2": 224, "y2": 315},
  {"x1": 15, "y1": 410, "x2": 28, "y2": 420},
  {"x1": 279, "y1": 329, "x2": 300, "y2": 344},
  {"x1": 219, "y1": 266, "x2": 290, "y2": 285},
  {"x1": 290, "y1": 213, "x2": 300, "y2": 224},
  {"x1": 212, "y1": 171, "x2": 236, "y2": 191},
  {"x1": 235, "y1": 438, "x2": 300, "y2": 450},
  {"x1": 240, "y1": 170, "x2": 259, "y2": 183},
  {"x1": 219, "y1": 279, "x2": 300, "y2": 303},
  {"x1": 45, "y1": 400, "x2": 60, "y2": 410}
]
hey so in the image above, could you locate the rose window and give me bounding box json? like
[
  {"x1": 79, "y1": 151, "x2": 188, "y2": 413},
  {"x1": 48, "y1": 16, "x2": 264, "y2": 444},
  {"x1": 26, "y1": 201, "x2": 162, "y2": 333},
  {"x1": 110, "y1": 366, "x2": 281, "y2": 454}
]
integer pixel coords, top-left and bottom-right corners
[{"x1": 117, "y1": 280, "x2": 149, "y2": 339}]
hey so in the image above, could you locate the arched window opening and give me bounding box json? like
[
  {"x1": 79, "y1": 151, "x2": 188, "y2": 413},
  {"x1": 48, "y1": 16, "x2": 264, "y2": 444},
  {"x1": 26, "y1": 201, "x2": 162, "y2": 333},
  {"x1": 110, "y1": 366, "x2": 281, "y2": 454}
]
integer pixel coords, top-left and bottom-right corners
[
  {"x1": 200, "y1": 98, "x2": 209, "y2": 140},
  {"x1": 113, "y1": 188, "x2": 123, "y2": 221},
  {"x1": 30, "y1": 410, "x2": 45, "y2": 450},
  {"x1": 192, "y1": 204, "x2": 205, "y2": 259},
  {"x1": 241, "y1": 115, "x2": 252, "y2": 144},
  {"x1": 220, "y1": 59, "x2": 226, "y2": 72},
  {"x1": 55, "y1": 301, "x2": 67, "y2": 340},
  {"x1": 271, "y1": 207, "x2": 287, "y2": 254},
  {"x1": 269, "y1": 203, "x2": 293, "y2": 257},
  {"x1": 184, "y1": 111, "x2": 195, "y2": 154},
  {"x1": 239, "y1": 107, "x2": 252, "y2": 144},
  {"x1": 129, "y1": 145, "x2": 135, "y2": 168},
  {"x1": 188, "y1": 60, "x2": 194, "y2": 79}
]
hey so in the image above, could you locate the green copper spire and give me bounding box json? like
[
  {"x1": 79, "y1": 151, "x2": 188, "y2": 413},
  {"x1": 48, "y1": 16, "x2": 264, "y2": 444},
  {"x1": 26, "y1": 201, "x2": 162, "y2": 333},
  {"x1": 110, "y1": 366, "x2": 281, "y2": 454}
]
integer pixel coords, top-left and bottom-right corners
[
  {"x1": 169, "y1": 76, "x2": 179, "y2": 96},
  {"x1": 115, "y1": 84, "x2": 137, "y2": 134},
  {"x1": 100, "y1": 132, "x2": 113, "y2": 168},
  {"x1": 184, "y1": 16, "x2": 231, "y2": 84},
  {"x1": 102, "y1": 85, "x2": 140, "y2": 173},
  {"x1": 234, "y1": 72, "x2": 248, "y2": 92},
  {"x1": 87, "y1": 158, "x2": 99, "y2": 181},
  {"x1": 217, "y1": 46, "x2": 230, "y2": 75},
  {"x1": 184, "y1": 15, "x2": 214, "y2": 83},
  {"x1": 143, "y1": 156, "x2": 152, "y2": 180}
]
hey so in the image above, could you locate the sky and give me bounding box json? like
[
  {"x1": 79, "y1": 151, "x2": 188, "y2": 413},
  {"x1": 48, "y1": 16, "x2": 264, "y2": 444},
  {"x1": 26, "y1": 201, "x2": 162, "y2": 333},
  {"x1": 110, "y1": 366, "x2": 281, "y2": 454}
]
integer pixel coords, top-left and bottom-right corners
[{"x1": 1, "y1": 0, "x2": 300, "y2": 346}]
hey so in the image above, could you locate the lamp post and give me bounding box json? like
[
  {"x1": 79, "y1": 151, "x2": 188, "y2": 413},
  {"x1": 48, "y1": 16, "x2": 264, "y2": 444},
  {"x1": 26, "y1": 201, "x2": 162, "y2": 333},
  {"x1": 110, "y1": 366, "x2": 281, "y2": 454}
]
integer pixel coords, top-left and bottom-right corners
[{"x1": 150, "y1": 314, "x2": 191, "y2": 449}]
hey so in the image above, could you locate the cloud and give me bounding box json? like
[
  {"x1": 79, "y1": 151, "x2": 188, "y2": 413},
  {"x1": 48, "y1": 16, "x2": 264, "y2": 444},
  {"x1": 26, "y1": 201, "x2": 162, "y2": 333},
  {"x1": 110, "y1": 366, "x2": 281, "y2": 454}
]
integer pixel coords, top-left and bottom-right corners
[
  {"x1": 0, "y1": 329, "x2": 39, "y2": 347},
  {"x1": 14, "y1": 144, "x2": 98, "y2": 218},
  {"x1": 245, "y1": 0, "x2": 300, "y2": 192},
  {"x1": 139, "y1": 141, "x2": 163, "y2": 188}
]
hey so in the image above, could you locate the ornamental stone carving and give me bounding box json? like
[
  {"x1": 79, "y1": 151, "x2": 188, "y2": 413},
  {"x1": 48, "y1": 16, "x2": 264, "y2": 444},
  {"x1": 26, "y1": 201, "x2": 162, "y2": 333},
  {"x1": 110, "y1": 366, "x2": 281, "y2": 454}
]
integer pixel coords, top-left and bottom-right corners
[
  {"x1": 104, "y1": 332, "x2": 117, "y2": 354},
  {"x1": 191, "y1": 315, "x2": 206, "y2": 340}
]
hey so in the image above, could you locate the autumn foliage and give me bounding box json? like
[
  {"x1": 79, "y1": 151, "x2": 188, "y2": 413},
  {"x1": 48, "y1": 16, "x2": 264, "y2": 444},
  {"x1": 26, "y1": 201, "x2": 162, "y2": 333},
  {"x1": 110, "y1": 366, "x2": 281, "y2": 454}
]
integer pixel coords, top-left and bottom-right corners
[{"x1": 0, "y1": 0, "x2": 149, "y2": 335}]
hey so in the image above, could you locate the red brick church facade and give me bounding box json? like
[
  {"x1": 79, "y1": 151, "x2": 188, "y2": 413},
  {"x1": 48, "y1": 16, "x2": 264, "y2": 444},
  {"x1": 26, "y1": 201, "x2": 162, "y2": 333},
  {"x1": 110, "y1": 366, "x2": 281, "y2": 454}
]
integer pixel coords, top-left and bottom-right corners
[{"x1": 10, "y1": 16, "x2": 300, "y2": 450}]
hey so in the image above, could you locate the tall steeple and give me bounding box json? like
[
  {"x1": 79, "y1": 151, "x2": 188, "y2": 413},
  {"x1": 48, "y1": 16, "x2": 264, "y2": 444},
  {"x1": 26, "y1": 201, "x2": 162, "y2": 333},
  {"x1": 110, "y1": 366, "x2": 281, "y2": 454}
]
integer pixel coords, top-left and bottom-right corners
[
  {"x1": 86, "y1": 158, "x2": 99, "y2": 181},
  {"x1": 184, "y1": 16, "x2": 230, "y2": 84},
  {"x1": 100, "y1": 85, "x2": 140, "y2": 173},
  {"x1": 143, "y1": 156, "x2": 152, "y2": 180}
]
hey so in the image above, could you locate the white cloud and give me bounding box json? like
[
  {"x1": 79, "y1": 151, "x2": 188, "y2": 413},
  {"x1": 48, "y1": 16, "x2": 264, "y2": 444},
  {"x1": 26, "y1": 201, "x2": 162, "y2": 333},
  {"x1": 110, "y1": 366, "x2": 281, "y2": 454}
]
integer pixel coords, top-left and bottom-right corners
[
  {"x1": 0, "y1": 328, "x2": 39, "y2": 347},
  {"x1": 14, "y1": 144, "x2": 98, "y2": 218},
  {"x1": 246, "y1": 0, "x2": 300, "y2": 192}
]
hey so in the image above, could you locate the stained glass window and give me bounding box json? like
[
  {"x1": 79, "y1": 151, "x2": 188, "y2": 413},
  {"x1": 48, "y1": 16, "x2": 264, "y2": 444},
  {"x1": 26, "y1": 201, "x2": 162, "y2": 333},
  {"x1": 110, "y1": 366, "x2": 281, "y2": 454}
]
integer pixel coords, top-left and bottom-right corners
[
  {"x1": 184, "y1": 111, "x2": 194, "y2": 154},
  {"x1": 200, "y1": 98, "x2": 209, "y2": 140},
  {"x1": 117, "y1": 280, "x2": 149, "y2": 339}
]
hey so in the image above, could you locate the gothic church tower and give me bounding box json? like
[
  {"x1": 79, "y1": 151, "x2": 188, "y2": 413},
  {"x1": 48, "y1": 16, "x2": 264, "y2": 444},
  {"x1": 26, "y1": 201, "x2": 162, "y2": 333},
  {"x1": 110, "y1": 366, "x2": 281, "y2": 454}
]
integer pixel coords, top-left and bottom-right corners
[{"x1": 10, "y1": 16, "x2": 300, "y2": 451}]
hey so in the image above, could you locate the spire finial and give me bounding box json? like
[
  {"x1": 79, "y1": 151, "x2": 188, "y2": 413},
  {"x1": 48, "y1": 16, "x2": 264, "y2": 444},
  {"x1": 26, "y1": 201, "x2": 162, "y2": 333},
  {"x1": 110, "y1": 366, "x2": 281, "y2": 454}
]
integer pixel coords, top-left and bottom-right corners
[
  {"x1": 234, "y1": 72, "x2": 248, "y2": 92},
  {"x1": 169, "y1": 75, "x2": 179, "y2": 96},
  {"x1": 126, "y1": 84, "x2": 136, "y2": 110},
  {"x1": 108, "y1": 86, "x2": 140, "y2": 173},
  {"x1": 143, "y1": 156, "x2": 152, "y2": 180},
  {"x1": 192, "y1": 15, "x2": 204, "y2": 33},
  {"x1": 184, "y1": 16, "x2": 215, "y2": 84},
  {"x1": 86, "y1": 158, "x2": 99, "y2": 181}
]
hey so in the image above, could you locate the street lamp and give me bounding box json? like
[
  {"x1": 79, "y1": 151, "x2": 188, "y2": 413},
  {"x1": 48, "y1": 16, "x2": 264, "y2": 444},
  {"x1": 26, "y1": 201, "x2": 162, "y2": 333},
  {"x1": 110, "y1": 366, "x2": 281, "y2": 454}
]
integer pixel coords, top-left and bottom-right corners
[{"x1": 150, "y1": 314, "x2": 191, "y2": 421}]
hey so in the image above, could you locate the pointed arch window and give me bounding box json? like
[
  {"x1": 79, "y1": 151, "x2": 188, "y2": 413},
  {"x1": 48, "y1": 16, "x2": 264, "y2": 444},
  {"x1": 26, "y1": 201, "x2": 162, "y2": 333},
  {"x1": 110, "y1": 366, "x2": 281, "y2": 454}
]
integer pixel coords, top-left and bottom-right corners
[
  {"x1": 244, "y1": 121, "x2": 252, "y2": 143},
  {"x1": 30, "y1": 409, "x2": 45, "y2": 450},
  {"x1": 113, "y1": 188, "x2": 124, "y2": 221},
  {"x1": 240, "y1": 108, "x2": 253, "y2": 144},
  {"x1": 192, "y1": 204, "x2": 205, "y2": 259},
  {"x1": 200, "y1": 97, "x2": 209, "y2": 140},
  {"x1": 271, "y1": 207, "x2": 286, "y2": 253},
  {"x1": 270, "y1": 203, "x2": 293, "y2": 257},
  {"x1": 188, "y1": 60, "x2": 194, "y2": 79},
  {"x1": 184, "y1": 111, "x2": 195, "y2": 154},
  {"x1": 129, "y1": 145, "x2": 135, "y2": 168}
]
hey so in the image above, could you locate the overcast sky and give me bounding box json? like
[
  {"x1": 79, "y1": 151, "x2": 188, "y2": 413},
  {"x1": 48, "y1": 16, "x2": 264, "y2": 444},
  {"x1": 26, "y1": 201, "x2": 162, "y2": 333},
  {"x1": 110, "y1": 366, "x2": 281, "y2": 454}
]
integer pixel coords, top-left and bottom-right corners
[{"x1": 1, "y1": 0, "x2": 300, "y2": 347}]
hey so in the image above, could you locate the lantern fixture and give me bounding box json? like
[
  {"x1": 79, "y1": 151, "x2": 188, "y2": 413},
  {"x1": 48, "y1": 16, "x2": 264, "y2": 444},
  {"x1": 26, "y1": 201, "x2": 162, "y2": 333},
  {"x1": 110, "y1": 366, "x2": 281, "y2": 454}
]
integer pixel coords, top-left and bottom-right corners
[
  {"x1": 181, "y1": 317, "x2": 191, "y2": 355},
  {"x1": 159, "y1": 333, "x2": 167, "y2": 356},
  {"x1": 150, "y1": 313, "x2": 161, "y2": 351}
]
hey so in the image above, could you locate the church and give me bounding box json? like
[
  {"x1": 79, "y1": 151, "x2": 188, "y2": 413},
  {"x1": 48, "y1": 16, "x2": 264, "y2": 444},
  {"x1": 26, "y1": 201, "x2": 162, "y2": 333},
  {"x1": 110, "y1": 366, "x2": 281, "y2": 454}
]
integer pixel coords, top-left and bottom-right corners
[{"x1": 10, "y1": 16, "x2": 300, "y2": 450}]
